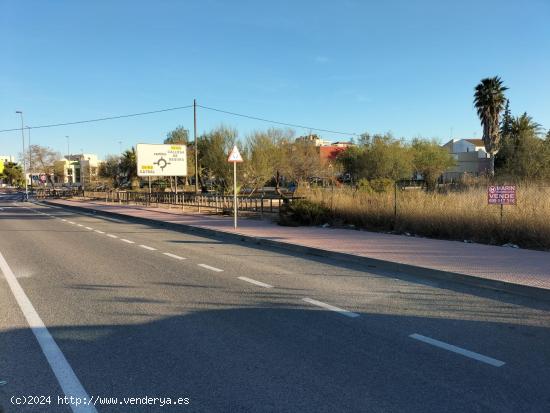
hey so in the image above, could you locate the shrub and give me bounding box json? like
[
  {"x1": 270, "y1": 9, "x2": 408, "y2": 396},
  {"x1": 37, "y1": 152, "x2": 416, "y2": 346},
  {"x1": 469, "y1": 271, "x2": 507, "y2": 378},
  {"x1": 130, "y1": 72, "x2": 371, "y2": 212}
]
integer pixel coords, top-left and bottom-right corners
[
  {"x1": 279, "y1": 199, "x2": 331, "y2": 226},
  {"x1": 370, "y1": 178, "x2": 394, "y2": 193}
]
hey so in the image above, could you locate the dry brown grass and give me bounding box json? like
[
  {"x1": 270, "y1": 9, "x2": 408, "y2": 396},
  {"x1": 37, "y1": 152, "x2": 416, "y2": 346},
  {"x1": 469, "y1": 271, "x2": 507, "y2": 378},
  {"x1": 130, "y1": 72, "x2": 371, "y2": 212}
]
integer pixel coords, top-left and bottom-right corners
[{"x1": 301, "y1": 184, "x2": 550, "y2": 251}]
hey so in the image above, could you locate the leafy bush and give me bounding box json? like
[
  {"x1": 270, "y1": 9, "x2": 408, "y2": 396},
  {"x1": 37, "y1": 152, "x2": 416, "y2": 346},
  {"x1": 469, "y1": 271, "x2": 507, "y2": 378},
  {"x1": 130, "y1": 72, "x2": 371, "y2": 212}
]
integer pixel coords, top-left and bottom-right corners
[
  {"x1": 370, "y1": 178, "x2": 394, "y2": 193},
  {"x1": 279, "y1": 199, "x2": 331, "y2": 226}
]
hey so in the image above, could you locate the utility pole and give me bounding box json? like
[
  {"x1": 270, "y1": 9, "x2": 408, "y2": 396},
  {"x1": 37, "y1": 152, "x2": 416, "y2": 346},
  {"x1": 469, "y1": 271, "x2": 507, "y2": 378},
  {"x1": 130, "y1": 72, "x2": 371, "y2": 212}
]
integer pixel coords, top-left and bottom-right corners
[
  {"x1": 15, "y1": 111, "x2": 28, "y2": 200},
  {"x1": 194, "y1": 98, "x2": 198, "y2": 193}
]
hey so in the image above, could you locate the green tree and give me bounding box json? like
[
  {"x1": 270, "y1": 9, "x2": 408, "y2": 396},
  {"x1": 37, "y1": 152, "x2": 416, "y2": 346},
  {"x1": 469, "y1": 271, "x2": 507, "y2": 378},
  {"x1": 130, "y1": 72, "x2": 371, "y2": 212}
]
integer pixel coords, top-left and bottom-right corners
[
  {"x1": 119, "y1": 147, "x2": 139, "y2": 188},
  {"x1": 0, "y1": 162, "x2": 23, "y2": 186},
  {"x1": 336, "y1": 145, "x2": 363, "y2": 183},
  {"x1": 244, "y1": 128, "x2": 290, "y2": 193},
  {"x1": 361, "y1": 134, "x2": 413, "y2": 181},
  {"x1": 24, "y1": 144, "x2": 61, "y2": 186},
  {"x1": 473, "y1": 76, "x2": 508, "y2": 176},
  {"x1": 411, "y1": 139, "x2": 455, "y2": 190},
  {"x1": 495, "y1": 99, "x2": 513, "y2": 170},
  {"x1": 281, "y1": 139, "x2": 323, "y2": 188},
  {"x1": 164, "y1": 126, "x2": 189, "y2": 144},
  {"x1": 499, "y1": 113, "x2": 548, "y2": 179},
  {"x1": 198, "y1": 126, "x2": 240, "y2": 193},
  {"x1": 98, "y1": 155, "x2": 121, "y2": 188}
]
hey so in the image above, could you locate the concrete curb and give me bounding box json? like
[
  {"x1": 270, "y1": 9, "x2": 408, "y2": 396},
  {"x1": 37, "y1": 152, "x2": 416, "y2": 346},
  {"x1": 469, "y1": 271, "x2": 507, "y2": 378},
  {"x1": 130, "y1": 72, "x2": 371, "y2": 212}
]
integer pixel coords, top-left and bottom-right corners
[{"x1": 41, "y1": 199, "x2": 550, "y2": 302}]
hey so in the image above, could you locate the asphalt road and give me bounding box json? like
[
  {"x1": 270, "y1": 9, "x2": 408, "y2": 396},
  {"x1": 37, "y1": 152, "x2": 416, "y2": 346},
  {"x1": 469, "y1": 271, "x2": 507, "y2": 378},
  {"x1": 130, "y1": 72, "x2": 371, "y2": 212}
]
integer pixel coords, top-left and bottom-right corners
[{"x1": 1, "y1": 192, "x2": 550, "y2": 412}]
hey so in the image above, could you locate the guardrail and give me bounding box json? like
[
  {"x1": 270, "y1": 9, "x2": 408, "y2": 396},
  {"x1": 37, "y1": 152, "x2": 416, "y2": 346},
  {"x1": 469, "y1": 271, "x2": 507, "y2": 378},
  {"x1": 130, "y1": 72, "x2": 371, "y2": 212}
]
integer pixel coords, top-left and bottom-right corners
[
  {"x1": 35, "y1": 188, "x2": 84, "y2": 199},
  {"x1": 80, "y1": 190, "x2": 299, "y2": 216}
]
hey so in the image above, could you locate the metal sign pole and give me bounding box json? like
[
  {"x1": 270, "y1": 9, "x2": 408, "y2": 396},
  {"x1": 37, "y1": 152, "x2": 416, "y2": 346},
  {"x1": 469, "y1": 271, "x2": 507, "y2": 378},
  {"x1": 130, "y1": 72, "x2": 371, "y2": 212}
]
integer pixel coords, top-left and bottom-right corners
[{"x1": 233, "y1": 161, "x2": 237, "y2": 229}]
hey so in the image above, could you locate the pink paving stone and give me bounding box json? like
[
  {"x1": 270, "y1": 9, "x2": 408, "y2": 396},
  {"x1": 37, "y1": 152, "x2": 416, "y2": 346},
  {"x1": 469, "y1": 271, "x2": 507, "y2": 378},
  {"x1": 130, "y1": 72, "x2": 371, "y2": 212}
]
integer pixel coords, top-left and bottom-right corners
[{"x1": 48, "y1": 199, "x2": 550, "y2": 291}]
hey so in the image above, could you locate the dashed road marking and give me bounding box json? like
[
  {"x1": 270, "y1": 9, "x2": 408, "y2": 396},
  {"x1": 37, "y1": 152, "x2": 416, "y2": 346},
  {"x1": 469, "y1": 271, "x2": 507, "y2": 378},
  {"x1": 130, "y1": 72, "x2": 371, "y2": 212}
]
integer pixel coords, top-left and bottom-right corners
[
  {"x1": 409, "y1": 333, "x2": 505, "y2": 367},
  {"x1": 120, "y1": 239, "x2": 135, "y2": 244},
  {"x1": 94, "y1": 230, "x2": 105, "y2": 234},
  {"x1": 238, "y1": 276, "x2": 273, "y2": 288},
  {"x1": 106, "y1": 234, "x2": 118, "y2": 238},
  {"x1": 163, "y1": 252, "x2": 186, "y2": 260},
  {"x1": 139, "y1": 245, "x2": 157, "y2": 251},
  {"x1": 302, "y1": 297, "x2": 359, "y2": 318},
  {"x1": 85, "y1": 227, "x2": 93, "y2": 230},
  {"x1": 198, "y1": 264, "x2": 223, "y2": 272}
]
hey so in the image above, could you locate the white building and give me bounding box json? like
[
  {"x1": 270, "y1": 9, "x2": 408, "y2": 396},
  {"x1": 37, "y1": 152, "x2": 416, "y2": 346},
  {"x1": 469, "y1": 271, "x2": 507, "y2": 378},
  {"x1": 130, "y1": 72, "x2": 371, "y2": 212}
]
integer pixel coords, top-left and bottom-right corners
[
  {"x1": 442, "y1": 138, "x2": 491, "y2": 180},
  {"x1": 54, "y1": 154, "x2": 100, "y2": 187}
]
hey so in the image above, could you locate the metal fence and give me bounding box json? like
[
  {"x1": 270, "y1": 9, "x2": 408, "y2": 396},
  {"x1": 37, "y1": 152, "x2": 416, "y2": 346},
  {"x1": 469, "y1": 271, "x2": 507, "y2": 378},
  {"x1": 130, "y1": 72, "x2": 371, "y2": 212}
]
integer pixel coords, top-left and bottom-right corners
[
  {"x1": 34, "y1": 188, "x2": 84, "y2": 199},
  {"x1": 77, "y1": 190, "x2": 299, "y2": 216}
]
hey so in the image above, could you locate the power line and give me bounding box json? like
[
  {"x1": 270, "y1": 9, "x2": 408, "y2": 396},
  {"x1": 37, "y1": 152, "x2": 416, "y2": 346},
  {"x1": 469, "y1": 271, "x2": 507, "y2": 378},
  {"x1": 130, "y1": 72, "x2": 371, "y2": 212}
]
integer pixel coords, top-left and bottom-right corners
[
  {"x1": 0, "y1": 102, "x2": 361, "y2": 137},
  {"x1": 197, "y1": 104, "x2": 360, "y2": 136},
  {"x1": 0, "y1": 105, "x2": 194, "y2": 133}
]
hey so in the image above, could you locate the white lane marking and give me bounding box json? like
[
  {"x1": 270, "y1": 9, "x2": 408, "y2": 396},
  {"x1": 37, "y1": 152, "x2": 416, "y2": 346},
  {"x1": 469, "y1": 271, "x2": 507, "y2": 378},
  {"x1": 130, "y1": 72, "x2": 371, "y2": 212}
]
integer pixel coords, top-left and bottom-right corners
[
  {"x1": 85, "y1": 227, "x2": 93, "y2": 230},
  {"x1": 302, "y1": 297, "x2": 359, "y2": 318},
  {"x1": 76, "y1": 224, "x2": 84, "y2": 227},
  {"x1": 94, "y1": 230, "x2": 105, "y2": 234},
  {"x1": 106, "y1": 234, "x2": 118, "y2": 238},
  {"x1": 198, "y1": 263, "x2": 223, "y2": 272},
  {"x1": 61, "y1": 219, "x2": 67, "y2": 222},
  {"x1": 409, "y1": 333, "x2": 505, "y2": 367},
  {"x1": 68, "y1": 221, "x2": 75, "y2": 224},
  {"x1": 0, "y1": 251, "x2": 98, "y2": 413},
  {"x1": 238, "y1": 276, "x2": 273, "y2": 288},
  {"x1": 85, "y1": 214, "x2": 126, "y2": 223},
  {"x1": 139, "y1": 245, "x2": 157, "y2": 251},
  {"x1": 120, "y1": 238, "x2": 135, "y2": 244},
  {"x1": 163, "y1": 252, "x2": 186, "y2": 260}
]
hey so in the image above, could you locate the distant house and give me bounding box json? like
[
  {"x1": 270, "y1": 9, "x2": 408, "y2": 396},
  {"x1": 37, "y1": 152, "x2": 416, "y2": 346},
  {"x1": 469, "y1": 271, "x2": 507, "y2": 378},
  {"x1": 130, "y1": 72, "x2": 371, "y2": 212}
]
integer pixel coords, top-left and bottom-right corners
[
  {"x1": 54, "y1": 153, "x2": 100, "y2": 186},
  {"x1": 319, "y1": 141, "x2": 355, "y2": 164},
  {"x1": 442, "y1": 138, "x2": 491, "y2": 180},
  {"x1": 295, "y1": 134, "x2": 332, "y2": 147},
  {"x1": 319, "y1": 146, "x2": 347, "y2": 165}
]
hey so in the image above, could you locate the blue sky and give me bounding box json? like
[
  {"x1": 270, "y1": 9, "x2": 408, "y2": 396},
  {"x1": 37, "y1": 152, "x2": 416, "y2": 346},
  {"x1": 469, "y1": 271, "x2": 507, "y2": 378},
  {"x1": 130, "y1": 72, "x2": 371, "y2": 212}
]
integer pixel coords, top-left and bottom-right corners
[{"x1": 1, "y1": 0, "x2": 549, "y2": 159}]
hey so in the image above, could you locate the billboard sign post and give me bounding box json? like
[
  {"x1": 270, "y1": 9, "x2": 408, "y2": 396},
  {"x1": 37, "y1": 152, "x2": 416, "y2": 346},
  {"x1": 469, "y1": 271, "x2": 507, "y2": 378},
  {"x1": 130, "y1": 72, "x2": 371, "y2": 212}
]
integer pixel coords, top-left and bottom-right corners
[
  {"x1": 227, "y1": 145, "x2": 243, "y2": 229},
  {"x1": 136, "y1": 144, "x2": 187, "y2": 177}
]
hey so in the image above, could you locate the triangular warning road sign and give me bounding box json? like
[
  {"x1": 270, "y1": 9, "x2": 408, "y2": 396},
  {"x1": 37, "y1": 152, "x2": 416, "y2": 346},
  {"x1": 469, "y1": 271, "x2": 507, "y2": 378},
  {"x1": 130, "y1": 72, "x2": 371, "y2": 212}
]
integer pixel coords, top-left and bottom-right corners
[{"x1": 227, "y1": 145, "x2": 243, "y2": 162}]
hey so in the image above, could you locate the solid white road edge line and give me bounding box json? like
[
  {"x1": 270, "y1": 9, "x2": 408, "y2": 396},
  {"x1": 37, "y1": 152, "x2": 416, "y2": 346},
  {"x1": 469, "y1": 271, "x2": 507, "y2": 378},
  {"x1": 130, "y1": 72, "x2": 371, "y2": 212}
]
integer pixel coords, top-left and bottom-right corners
[
  {"x1": 0, "y1": 251, "x2": 98, "y2": 413},
  {"x1": 163, "y1": 252, "x2": 185, "y2": 260},
  {"x1": 238, "y1": 276, "x2": 273, "y2": 288},
  {"x1": 198, "y1": 263, "x2": 223, "y2": 272},
  {"x1": 139, "y1": 245, "x2": 157, "y2": 251},
  {"x1": 302, "y1": 297, "x2": 360, "y2": 318},
  {"x1": 409, "y1": 333, "x2": 505, "y2": 367}
]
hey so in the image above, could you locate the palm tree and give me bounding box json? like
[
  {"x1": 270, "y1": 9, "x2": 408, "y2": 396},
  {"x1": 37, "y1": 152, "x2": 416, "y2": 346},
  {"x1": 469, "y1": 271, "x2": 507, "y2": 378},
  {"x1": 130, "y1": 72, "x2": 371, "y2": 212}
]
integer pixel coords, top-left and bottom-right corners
[
  {"x1": 119, "y1": 147, "x2": 138, "y2": 188},
  {"x1": 473, "y1": 76, "x2": 508, "y2": 176},
  {"x1": 511, "y1": 113, "x2": 542, "y2": 137}
]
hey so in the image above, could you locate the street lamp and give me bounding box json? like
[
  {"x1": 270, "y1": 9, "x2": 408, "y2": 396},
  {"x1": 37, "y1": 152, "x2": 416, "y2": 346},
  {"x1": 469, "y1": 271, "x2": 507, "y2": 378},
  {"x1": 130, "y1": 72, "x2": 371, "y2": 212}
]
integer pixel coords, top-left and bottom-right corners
[
  {"x1": 15, "y1": 111, "x2": 28, "y2": 200},
  {"x1": 27, "y1": 126, "x2": 32, "y2": 189}
]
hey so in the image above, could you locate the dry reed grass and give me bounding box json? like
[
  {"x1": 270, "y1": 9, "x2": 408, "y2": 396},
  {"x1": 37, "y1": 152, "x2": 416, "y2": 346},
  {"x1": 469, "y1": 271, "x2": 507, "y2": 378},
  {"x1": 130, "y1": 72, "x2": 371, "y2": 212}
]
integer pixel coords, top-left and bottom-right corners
[{"x1": 301, "y1": 184, "x2": 550, "y2": 251}]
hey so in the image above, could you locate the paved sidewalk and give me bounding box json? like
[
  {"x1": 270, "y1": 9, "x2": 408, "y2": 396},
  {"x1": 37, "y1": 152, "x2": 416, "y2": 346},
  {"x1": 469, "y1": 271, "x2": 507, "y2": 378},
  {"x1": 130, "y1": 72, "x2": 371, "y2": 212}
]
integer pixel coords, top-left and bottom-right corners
[{"x1": 45, "y1": 198, "x2": 550, "y2": 296}]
